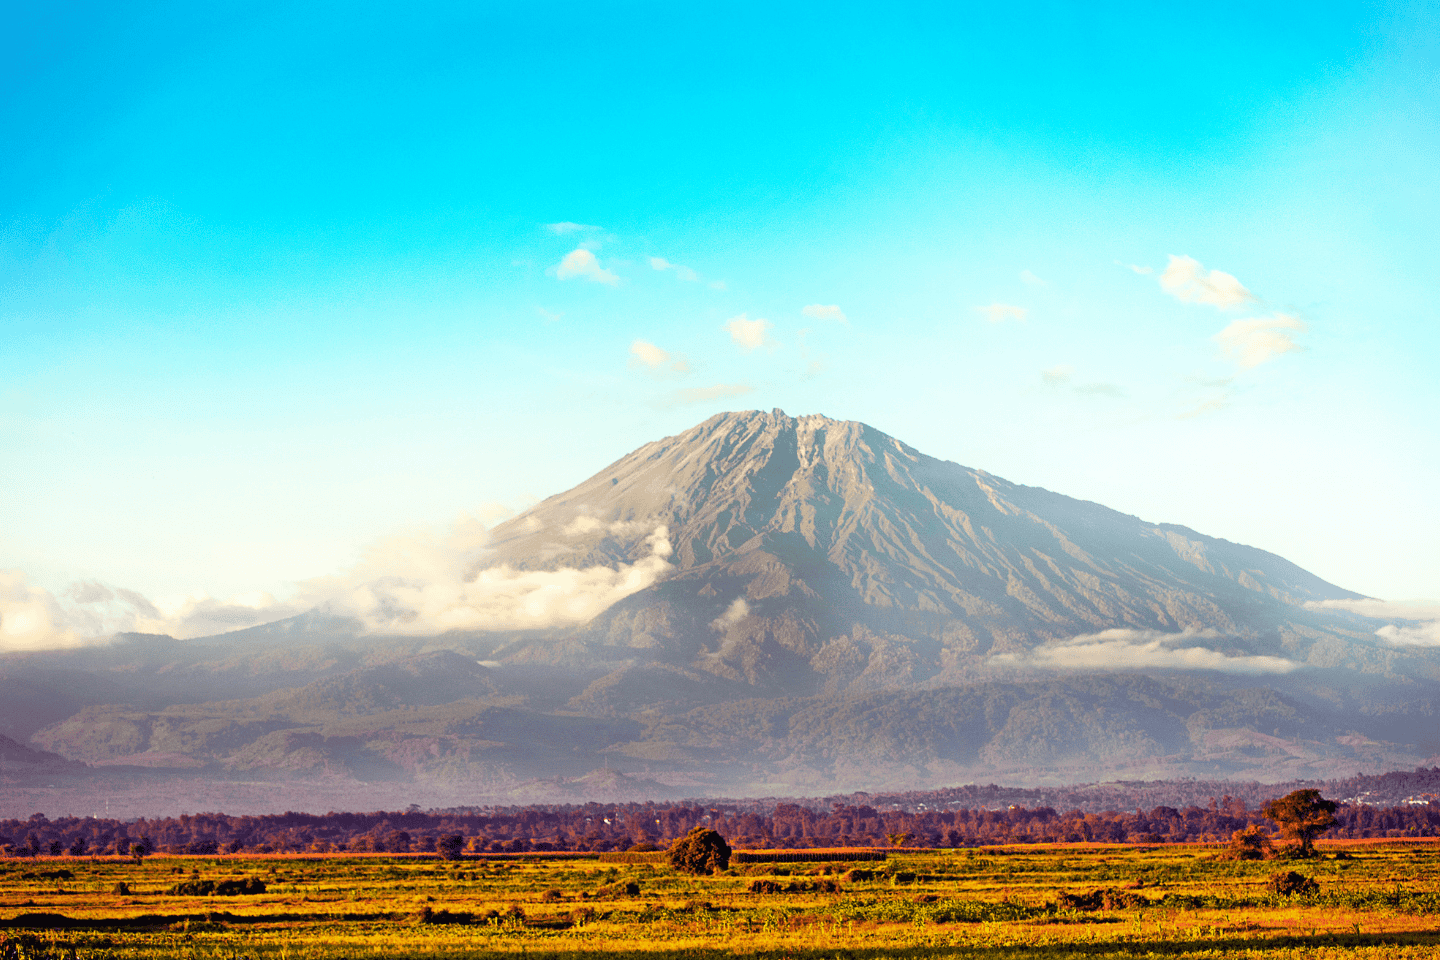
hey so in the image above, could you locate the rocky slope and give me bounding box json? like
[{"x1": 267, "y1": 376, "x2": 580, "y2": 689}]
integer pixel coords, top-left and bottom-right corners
[
  {"x1": 484, "y1": 410, "x2": 1387, "y2": 701},
  {"x1": 5, "y1": 409, "x2": 1435, "y2": 803}
]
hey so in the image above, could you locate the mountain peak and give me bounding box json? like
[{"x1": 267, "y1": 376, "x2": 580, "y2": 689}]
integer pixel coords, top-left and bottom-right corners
[{"x1": 483, "y1": 410, "x2": 1361, "y2": 693}]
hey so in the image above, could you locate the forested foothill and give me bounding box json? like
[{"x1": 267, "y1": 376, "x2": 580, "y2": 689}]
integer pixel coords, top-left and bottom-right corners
[{"x1": 3, "y1": 771, "x2": 1438, "y2": 858}]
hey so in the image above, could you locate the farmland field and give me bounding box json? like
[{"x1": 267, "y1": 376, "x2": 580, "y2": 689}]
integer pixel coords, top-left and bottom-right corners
[{"x1": 3, "y1": 842, "x2": 1440, "y2": 959}]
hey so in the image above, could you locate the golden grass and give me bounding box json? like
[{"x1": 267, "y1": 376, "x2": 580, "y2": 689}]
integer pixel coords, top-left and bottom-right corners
[{"x1": 2, "y1": 840, "x2": 1439, "y2": 958}]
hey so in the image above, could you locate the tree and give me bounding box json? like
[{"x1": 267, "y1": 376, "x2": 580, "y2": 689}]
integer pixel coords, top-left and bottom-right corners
[
  {"x1": 436, "y1": 834, "x2": 466, "y2": 861},
  {"x1": 885, "y1": 832, "x2": 913, "y2": 848},
  {"x1": 667, "y1": 827, "x2": 731, "y2": 875},
  {"x1": 1262, "y1": 790, "x2": 1337, "y2": 857},
  {"x1": 1225, "y1": 825, "x2": 1274, "y2": 860},
  {"x1": 129, "y1": 843, "x2": 148, "y2": 865}
]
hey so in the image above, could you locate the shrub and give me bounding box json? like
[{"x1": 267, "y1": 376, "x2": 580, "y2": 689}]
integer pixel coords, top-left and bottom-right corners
[
  {"x1": 1058, "y1": 888, "x2": 1151, "y2": 911},
  {"x1": 1267, "y1": 871, "x2": 1319, "y2": 896},
  {"x1": 668, "y1": 827, "x2": 731, "y2": 875},
  {"x1": 437, "y1": 834, "x2": 466, "y2": 861},
  {"x1": 1223, "y1": 826, "x2": 1274, "y2": 860}
]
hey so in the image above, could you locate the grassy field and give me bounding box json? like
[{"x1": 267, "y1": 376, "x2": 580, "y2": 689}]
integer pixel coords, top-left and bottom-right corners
[{"x1": 3, "y1": 841, "x2": 1440, "y2": 959}]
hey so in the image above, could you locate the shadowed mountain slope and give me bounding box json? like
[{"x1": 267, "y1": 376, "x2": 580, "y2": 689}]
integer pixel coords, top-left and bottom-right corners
[
  {"x1": 6, "y1": 410, "x2": 1435, "y2": 804},
  {"x1": 484, "y1": 410, "x2": 1377, "y2": 696}
]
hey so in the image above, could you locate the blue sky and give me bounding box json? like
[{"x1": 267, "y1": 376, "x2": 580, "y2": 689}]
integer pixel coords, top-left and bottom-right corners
[{"x1": 3, "y1": 0, "x2": 1437, "y2": 644}]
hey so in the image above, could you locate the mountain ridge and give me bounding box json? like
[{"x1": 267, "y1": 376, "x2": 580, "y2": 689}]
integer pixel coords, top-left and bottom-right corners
[{"x1": 4, "y1": 408, "x2": 1434, "y2": 807}]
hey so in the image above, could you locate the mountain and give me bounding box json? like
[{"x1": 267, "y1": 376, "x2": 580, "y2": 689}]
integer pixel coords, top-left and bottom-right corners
[
  {"x1": 3, "y1": 410, "x2": 1436, "y2": 811},
  {"x1": 484, "y1": 410, "x2": 1400, "y2": 695}
]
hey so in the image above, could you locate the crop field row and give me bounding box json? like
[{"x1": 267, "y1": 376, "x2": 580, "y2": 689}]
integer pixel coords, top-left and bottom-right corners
[{"x1": 3, "y1": 841, "x2": 1439, "y2": 959}]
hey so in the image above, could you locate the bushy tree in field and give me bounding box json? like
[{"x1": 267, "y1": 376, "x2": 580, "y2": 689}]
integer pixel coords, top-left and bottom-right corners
[
  {"x1": 1262, "y1": 790, "x2": 1337, "y2": 858},
  {"x1": 667, "y1": 827, "x2": 731, "y2": 875},
  {"x1": 437, "y1": 834, "x2": 466, "y2": 861},
  {"x1": 1225, "y1": 825, "x2": 1274, "y2": 860}
]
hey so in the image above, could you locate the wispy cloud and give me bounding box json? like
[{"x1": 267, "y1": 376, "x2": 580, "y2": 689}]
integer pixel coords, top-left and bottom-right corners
[
  {"x1": 1041, "y1": 365, "x2": 1073, "y2": 386},
  {"x1": 629, "y1": 339, "x2": 690, "y2": 374},
  {"x1": 974, "y1": 303, "x2": 1028, "y2": 323},
  {"x1": 801, "y1": 304, "x2": 848, "y2": 323},
  {"x1": 1, "y1": 515, "x2": 685, "y2": 649},
  {"x1": 0, "y1": 568, "x2": 304, "y2": 650},
  {"x1": 1158, "y1": 255, "x2": 1256, "y2": 308},
  {"x1": 1306, "y1": 598, "x2": 1440, "y2": 648},
  {"x1": 710, "y1": 596, "x2": 750, "y2": 631},
  {"x1": 649, "y1": 257, "x2": 697, "y2": 282},
  {"x1": 1041, "y1": 366, "x2": 1122, "y2": 398},
  {"x1": 1214, "y1": 313, "x2": 1307, "y2": 368},
  {"x1": 992, "y1": 627, "x2": 1298, "y2": 674},
  {"x1": 724, "y1": 313, "x2": 774, "y2": 351},
  {"x1": 556, "y1": 248, "x2": 620, "y2": 286},
  {"x1": 536, "y1": 307, "x2": 563, "y2": 324},
  {"x1": 650, "y1": 255, "x2": 716, "y2": 286},
  {"x1": 1117, "y1": 261, "x2": 1154, "y2": 275},
  {"x1": 545, "y1": 222, "x2": 601, "y2": 235},
  {"x1": 667, "y1": 383, "x2": 754, "y2": 405},
  {"x1": 1019, "y1": 269, "x2": 1048, "y2": 287},
  {"x1": 1176, "y1": 395, "x2": 1230, "y2": 420}
]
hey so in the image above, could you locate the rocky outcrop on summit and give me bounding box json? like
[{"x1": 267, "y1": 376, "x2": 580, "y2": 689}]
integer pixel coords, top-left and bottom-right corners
[{"x1": 483, "y1": 410, "x2": 1368, "y2": 693}]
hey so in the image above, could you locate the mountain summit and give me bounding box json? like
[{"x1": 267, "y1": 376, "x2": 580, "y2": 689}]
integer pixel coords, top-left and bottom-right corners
[
  {"x1": 7, "y1": 410, "x2": 1433, "y2": 806},
  {"x1": 485, "y1": 410, "x2": 1363, "y2": 694}
]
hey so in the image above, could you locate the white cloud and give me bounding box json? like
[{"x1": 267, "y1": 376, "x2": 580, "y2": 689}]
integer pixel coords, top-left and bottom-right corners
[
  {"x1": 0, "y1": 568, "x2": 305, "y2": 651},
  {"x1": 1158, "y1": 255, "x2": 1256, "y2": 308},
  {"x1": 629, "y1": 339, "x2": 689, "y2": 373},
  {"x1": 536, "y1": 307, "x2": 563, "y2": 324},
  {"x1": 1, "y1": 517, "x2": 681, "y2": 649},
  {"x1": 801, "y1": 304, "x2": 847, "y2": 323},
  {"x1": 992, "y1": 627, "x2": 1299, "y2": 675},
  {"x1": 1376, "y1": 622, "x2": 1440, "y2": 647},
  {"x1": 1118, "y1": 261, "x2": 1154, "y2": 275},
  {"x1": 545, "y1": 222, "x2": 600, "y2": 234},
  {"x1": 650, "y1": 256, "x2": 703, "y2": 284},
  {"x1": 631, "y1": 339, "x2": 667, "y2": 366},
  {"x1": 1, "y1": 570, "x2": 91, "y2": 649},
  {"x1": 724, "y1": 313, "x2": 774, "y2": 351},
  {"x1": 556, "y1": 248, "x2": 620, "y2": 286},
  {"x1": 1307, "y1": 598, "x2": 1440, "y2": 619},
  {"x1": 1176, "y1": 395, "x2": 1230, "y2": 420},
  {"x1": 710, "y1": 596, "x2": 750, "y2": 631},
  {"x1": 1041, "y1": 365, "x2": 1121, "y2": 398},
  {"x1": 1041, "y1": 365, "x2": 1073, "y2": 385},
  {"x1": 974, "y1": 303, "x2": 1028, "y2": 323},
  {"x1": 1306, "y1": 598, "x2": 1440, "y2": 648},
  {"x1": 667, "y1": 383, "x2": 754, "y2": 405},
  {"x1": 708, "y1": 280, "x2": 727, "y2": 291},
  {"x1": 1214, "y1": 313, "x2": 1307, "y2": 368},
  {"x1": 1019, "y1": 269, "x2": 1048, "y2": 287},
  {"x1": 304, "y1": 524, "x2": 676, "y2": 635}
]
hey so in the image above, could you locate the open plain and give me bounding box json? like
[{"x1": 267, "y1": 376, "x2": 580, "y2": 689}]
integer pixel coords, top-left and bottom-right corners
[{"x1": 4, "y1": 841, "x2": 1440, "y2": 959}]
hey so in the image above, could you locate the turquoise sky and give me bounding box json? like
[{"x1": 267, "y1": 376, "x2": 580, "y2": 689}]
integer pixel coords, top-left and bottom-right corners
[{"x1": 3, "y1": 0, "x2": 1437, "y2": 633}]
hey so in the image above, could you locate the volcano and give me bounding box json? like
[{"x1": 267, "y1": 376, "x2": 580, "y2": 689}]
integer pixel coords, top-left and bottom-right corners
[
  {"x1": 482, "y1": 409, "x2": 1373, "y2": 694},
  {"x1": 5, "y1": 410, "x2": 1437, "y2": 809}
]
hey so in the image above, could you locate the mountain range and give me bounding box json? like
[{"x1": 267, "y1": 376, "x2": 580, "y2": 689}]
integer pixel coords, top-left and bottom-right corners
[{"x1": 4, "y1": 410, "x2": 1436, "y2": 813}]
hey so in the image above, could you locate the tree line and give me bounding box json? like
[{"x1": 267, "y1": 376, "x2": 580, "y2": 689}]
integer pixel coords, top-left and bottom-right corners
[{"x1": 2, "y1": 794, "x2": 1437, "y2": 857}]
